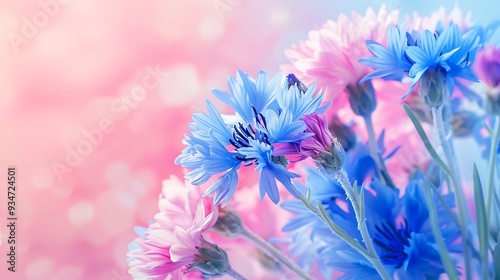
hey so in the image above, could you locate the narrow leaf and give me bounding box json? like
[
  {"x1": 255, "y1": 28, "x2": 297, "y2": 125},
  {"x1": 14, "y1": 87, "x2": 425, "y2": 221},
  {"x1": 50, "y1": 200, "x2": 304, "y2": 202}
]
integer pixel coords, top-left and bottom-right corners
[
  {"x1": 422, "y1": 180, "x2": 458, "y2": 279},
  {"x1": 425, "y1": 178, "x2": 482, "y2": 261},
  {"x1": 426, "y1": 179, "x2": 460, "y2": 227},
  {"x1": 315, "y1": 201, "x2": 367, "y2": 254},
  {"x1": 473, "y1": 164, "x2": 489, "y2": 280},
  {"x1": 494, "y1": 240, "x2": 500, "y2": 279}
]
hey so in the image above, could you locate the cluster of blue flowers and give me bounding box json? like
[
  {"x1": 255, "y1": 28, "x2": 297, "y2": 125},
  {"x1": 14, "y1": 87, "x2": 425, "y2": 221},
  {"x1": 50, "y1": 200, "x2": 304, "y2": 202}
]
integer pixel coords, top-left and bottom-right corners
[
  {"x1": 171, "y1": 10, "x2": 500, "y2": 279},
  {"x1": 175, "y1": 70, "x2": 330, "y2": 205},
  {"x1": 281, "y1": 141, "x2": 461, "y2": 279},
  {"x1": 360, "y1": 23, "x2": 485, "y2": 99}
]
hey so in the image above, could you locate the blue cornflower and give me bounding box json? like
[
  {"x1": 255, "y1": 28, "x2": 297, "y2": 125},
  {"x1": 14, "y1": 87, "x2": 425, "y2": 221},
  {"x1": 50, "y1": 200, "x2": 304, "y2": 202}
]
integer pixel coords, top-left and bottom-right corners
[
  {"x1": 277, "y1": 80, "x2": 331, "y2": 120},
  {"x1": 281, "y1": 144, "x2": 461, "y2": 279},
  {"x1": 279, "y1": 142, "x2": 379, "y2": 276},
  {"x1": 271, "y1": 230, "x2": 336, "y2": 279},
  {"x1": 359, "y1": 23, "x2": 413, "y2": 83},
  {"x1": 176, "y1": 70, "x2": 329, "y2": 205},
  {"x1": 360, "y1": 23, "x2": 484, "y2": 99},
  {"x1": 212, "y1": 70, "x2": 282, "y2": 125}
]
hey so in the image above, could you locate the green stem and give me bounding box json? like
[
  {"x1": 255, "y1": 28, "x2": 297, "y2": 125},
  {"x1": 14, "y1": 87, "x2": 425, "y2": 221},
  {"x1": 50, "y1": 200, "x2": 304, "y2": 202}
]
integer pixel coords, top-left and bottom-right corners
[
  {"x1": 487, "y1": 116, "x2": 500, "y2": 223},
  {"x1": 423, "y1": 181, "x2": 459, "y2": 279},
  {"x1": 363, "y1": 115, "x2": 395, "y2": 188},
  {"x1": 333, "y1": 171, "x2": 377, "y2": 256},
  {"x1": 226, "y1": 267, "x2": 247, "y2": 280},
  {"x1": 364, "y1": 114, "x2": 379, "y2": 161},
  {"x1": 240, "y1": 226, "x2": 315, "y2": 280},
  {"x1": 431, "y1": 106, "x2": 471, "y2": 279},
  {"x1": 295, "y1": 183, "x2": 391, "y2": 280}
]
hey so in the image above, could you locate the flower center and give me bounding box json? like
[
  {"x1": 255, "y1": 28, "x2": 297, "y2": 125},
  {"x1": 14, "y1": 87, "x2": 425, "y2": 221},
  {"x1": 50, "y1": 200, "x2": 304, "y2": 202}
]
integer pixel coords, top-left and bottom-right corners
[
  {"x1": 229, "y1": 107, "x2": 271, "y2": 163},
  {"x1": 373, "y1": 220, "x2": 410, "y2": 268}
]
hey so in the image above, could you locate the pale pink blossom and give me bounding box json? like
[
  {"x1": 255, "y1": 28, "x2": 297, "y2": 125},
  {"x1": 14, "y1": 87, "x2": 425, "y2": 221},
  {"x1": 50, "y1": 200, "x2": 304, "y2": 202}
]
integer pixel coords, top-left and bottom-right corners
[
  {"x1": 282, "y1": 4, "x2": 399, "y2": 98},
  {"x1": 128, "y1": 176, "x2": 218, "y2": 279}
]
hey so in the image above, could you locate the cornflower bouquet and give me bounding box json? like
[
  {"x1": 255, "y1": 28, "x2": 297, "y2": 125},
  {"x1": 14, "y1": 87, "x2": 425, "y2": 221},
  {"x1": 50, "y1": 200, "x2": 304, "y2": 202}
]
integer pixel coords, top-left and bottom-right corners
[{"x1": 127, "y1": 4, "x2": 500, "y2": 280}]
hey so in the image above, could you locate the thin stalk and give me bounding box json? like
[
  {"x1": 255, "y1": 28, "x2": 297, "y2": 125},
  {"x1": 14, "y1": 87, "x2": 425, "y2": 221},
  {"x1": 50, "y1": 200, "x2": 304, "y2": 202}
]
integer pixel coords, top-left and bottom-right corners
[
  {"x1": 423, "y1": 181, "x2": 459, "y2": 279},
  {"x1": 487, "y1": 116, "x2": 500, "y2": 222},
  {"x1": 226, "y1": 267, "x2": 247, "y2": 280},
  {"x1": 364, "y1": 114, "x2": 379, "y2": 163},
  {"x1": 294, "y1": 180, "x2": 392, "y2": 280},
  {"x1": 240, "y1": 226, "x2": 315, "y2": 280},
  {"x1": 333, "y1": 170, "x2": 379, "y2": 259},
  {"x1": 363, "y1": 115, "x2": 395, "y2": 188},
  {"x1": 431, "y1": 106, "x2": 471, "y2": 279}
]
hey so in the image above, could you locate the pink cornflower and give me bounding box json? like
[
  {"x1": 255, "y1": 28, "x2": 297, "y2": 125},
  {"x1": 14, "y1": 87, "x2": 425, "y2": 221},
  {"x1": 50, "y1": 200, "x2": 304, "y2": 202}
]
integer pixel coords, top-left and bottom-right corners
[
  {"x1": 282, "y1": 4, "x2": 399, "y2": 98},
  {"x1": 127, "y1": 176, "x2": 219, "y2": 279},
  {"x1": 475, "y1": 45, "x2": 500, "y2": 89},
  {"x1": 475, "y1": 45, "x2": 500, "y2": 114}
]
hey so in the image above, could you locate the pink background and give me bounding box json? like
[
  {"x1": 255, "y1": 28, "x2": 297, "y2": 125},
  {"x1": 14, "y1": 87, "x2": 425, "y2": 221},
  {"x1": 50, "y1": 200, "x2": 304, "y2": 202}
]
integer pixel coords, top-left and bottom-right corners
[{"x1": 0, "y1": 0, "x2": 496, "y2": 279}]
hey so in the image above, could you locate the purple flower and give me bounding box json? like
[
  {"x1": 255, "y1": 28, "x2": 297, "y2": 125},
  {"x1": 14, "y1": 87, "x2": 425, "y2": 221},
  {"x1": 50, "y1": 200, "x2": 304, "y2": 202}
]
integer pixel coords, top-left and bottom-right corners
[
  {"x1": 475, "y1": 45, "x2": 500, "y2": 88},
  {"x1": 475, "y1": 46, "x2": 500, "y2": 114},
  {"x1": 299, "y1": 114, "x2": 334, "y2": 158},
  {"x1": 300, "y1": 113, "x2": 346, "y2": 173}
]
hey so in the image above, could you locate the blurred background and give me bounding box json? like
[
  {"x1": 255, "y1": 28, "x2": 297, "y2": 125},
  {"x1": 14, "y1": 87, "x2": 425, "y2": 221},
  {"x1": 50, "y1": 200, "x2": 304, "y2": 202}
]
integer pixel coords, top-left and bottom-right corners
[{"x1": 0, "y1": 0, "x2": 497, "y2": 279}]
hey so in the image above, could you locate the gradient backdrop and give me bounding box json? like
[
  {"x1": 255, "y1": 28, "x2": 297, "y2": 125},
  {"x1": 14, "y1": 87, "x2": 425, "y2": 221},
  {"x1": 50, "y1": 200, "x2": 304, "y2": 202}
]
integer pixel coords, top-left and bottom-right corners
[{"x1": 0, "y1": 0, "x2": 497, "y2": 279}]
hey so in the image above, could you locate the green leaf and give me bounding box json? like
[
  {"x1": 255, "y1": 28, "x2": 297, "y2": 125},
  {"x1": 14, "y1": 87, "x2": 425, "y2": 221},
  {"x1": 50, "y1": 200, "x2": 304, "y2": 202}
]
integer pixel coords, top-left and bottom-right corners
[
  {"x1": 423, "y1": 178, "x2": 482, "y2": 261},
  {"x1": 404, "y1": 105, "x2": 454, "y2": 180},
  {"x1": 473, "y1": 164, "x2": 489, "y2": 279},
  {"x1": 494, "y1": 240, "x2": 500, "y2": 279},
  {"x1": 315, "y1": 201, "x2": 367, "y2": 254}
]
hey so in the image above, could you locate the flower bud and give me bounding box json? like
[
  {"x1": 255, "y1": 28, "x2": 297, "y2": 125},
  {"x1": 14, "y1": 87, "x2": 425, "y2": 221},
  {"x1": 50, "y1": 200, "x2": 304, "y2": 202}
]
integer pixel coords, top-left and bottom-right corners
[
  {"x1": 315, "y1": 138, "x2": 346, "y2": 174},
  {"x1": 346, "y1": 81, "x2": 377, "y2": 117},
  {"x1": 418, "y1": 69, "x2": 450, "y2": 108},
  {"x1": 300, "y1": 114, "x2": 346, "y2": 173},
  {"x1": 286, "y1": 73, "x2": 308, "y2": 93},
  {"x1": 300, "y1": 113, "x2": 334, "y2": 159},
  {"x1": 212, "y1": 210, "x2": 244, "y2": 238},
  {"x1": 188, "y1": 237, "x2": 231, "y2": 277}
]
